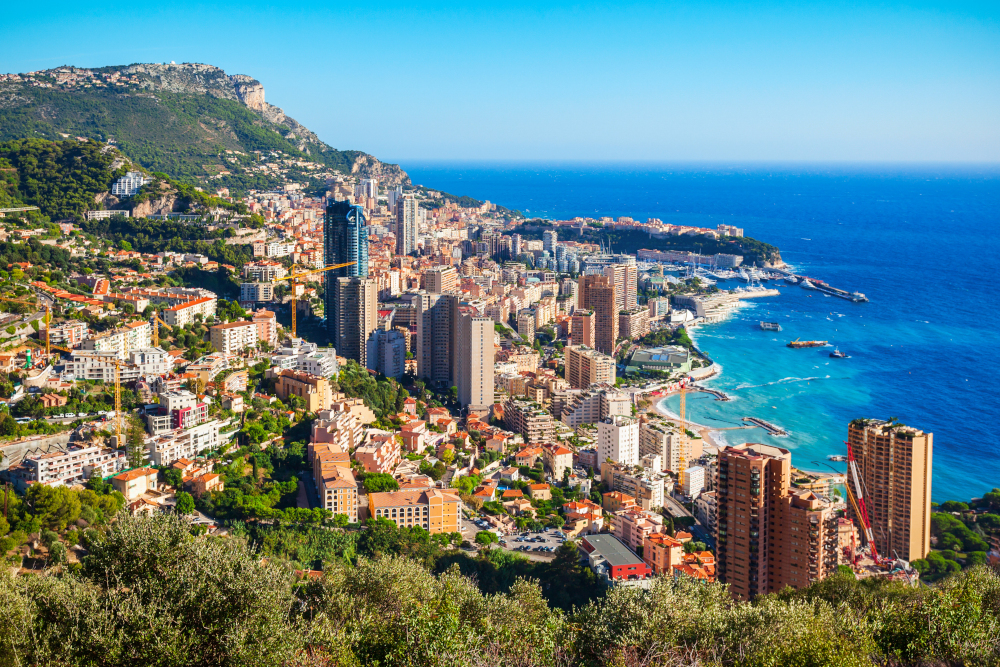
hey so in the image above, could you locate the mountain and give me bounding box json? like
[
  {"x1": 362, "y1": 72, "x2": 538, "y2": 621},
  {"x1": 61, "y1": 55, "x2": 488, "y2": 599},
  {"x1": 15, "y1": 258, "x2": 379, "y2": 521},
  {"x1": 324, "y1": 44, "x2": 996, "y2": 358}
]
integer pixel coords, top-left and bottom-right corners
[{"x1": 0, "y1": 63, "x2": 409, "y2": 193}]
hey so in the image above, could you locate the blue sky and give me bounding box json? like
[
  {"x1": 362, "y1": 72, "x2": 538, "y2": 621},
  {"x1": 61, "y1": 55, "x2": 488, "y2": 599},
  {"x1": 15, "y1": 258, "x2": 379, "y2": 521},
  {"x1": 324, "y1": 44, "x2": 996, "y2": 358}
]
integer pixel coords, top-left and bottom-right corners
[{"x1": 2, "y1": 1, "x2": 998, "y2": 162}]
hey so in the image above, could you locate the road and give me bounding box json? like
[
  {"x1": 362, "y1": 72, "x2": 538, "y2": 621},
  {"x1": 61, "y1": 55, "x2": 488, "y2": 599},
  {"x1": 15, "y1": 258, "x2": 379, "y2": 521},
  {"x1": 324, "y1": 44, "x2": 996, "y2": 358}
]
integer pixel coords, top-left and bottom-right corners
[{"x1": 662, "y1": 493, "x2": 693, "y2": 519}]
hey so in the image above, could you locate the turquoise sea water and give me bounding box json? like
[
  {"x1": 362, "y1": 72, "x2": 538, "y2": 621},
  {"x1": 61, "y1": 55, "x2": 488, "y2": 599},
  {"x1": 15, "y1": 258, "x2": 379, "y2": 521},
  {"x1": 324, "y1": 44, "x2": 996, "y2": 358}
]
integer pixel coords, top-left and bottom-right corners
[{"x1": 402, "y1": 161, "x2": 1000, "y2": 501}]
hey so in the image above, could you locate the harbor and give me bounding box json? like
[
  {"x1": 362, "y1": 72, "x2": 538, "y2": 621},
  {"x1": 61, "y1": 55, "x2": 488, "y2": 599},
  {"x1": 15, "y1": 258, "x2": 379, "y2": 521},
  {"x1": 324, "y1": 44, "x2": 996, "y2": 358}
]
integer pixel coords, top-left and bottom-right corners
[
  {"x1": 742, "y1": 416, "x2": 788, "y2": 436},
  {"x1": 773, "y1": 268, "x2": 869, "y2": 302}
]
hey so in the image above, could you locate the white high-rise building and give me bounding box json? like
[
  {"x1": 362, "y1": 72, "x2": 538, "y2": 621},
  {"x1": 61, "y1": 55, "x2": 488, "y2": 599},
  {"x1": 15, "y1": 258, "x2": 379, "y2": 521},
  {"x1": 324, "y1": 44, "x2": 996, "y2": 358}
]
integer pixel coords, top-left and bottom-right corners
[
  {"x1": 683, "y1": 466, "x2": 705, "y2": 498},
  {"x1": 396, "y1": 195, "x2": 418, "y2": 256},
  {"x1": 457, "y1": 313, "x2": 494, "y2": 415},
  {"x1": 598, "y1": 415, "x2": 639, "y2": 466},
  {"x1": 543, "y1": 229, "x2": 558, "y2": 253}
]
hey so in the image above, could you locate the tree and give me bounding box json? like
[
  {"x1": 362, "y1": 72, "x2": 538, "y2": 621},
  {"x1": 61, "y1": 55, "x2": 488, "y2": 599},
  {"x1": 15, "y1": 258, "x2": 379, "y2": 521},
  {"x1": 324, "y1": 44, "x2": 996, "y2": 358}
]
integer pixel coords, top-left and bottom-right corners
[
  {"x1": 175, "y1": 492, "x2": 196, "y2": 515},
  {"x1": 475, "y1": 530, "x2": 498, "y2": 546},
  {"x1": 126, "y1": 414, "x2": 147, "y2": 469},
  {"x1": 363, "y1": 473, "x2": 400, "y2": 493},
  {"x1": 162, "y1": 468, "x2": 184, "y2": 488}
]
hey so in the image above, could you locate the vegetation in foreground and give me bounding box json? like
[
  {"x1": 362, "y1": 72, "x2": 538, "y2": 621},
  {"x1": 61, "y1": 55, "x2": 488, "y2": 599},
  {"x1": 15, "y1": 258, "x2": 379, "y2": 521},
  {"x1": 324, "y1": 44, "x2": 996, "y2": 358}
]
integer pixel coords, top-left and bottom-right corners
[{"x1": 1, "y1": 515, "x2": 999, "y2": 667}]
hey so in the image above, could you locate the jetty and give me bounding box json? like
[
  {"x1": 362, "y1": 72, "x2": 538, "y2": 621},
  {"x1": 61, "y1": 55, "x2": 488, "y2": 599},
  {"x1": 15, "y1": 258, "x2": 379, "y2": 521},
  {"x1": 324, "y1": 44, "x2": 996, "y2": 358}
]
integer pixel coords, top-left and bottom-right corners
[
  {"x1": 742, "y1": 416, "x2": 787, "y2": 436},
  {"x1": 693, "y1": 386, "x2": 731, "y2": 401}
]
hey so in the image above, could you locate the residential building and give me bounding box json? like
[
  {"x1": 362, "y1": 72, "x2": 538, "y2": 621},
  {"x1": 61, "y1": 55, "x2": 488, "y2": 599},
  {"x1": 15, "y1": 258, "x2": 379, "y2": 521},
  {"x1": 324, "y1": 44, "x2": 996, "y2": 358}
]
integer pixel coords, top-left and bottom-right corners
[
  {"x1": 579, "y1": 534, "x2": 652, "y2": 585},
  {"x1": 210, "y1": 321, "x2": 258, "y2": 354},
  {"x1": 332, "y1": 277, "x2": 377, "y2": 367},
  {"x1": 694, "y1": 490, "x2": 717, "y2": 533},
  {"x1": 415, "y1": 292, "x2": 457, "y2": 385},
  {"x1": 604, "y1": 263, "x2": 638, "y2": 311},
  {"x1": 111, "y1": 468, "x2": 158, "y2": 503},
  {"x1": 618, "y1": 307, "x2": 650, "y2": 340},
  {"x1": 355, "y1": 435, "x2": 402, "y2": 474},
  {"x1": 517, "y1": 309, "x2": 535, "y2": 340},
  {"x1": 146, "y1": 390, "x2": 208, "y2": 435},
  {"x1": 112, "y1": 171, "x2": 152, "y2": 197},
  {"x1": 563, "y1": 499, "x2": 604, "y2": 536},
  {"x1": 41, "y1": 320, "x2": 88, "y2": 347},
  {"x1": 502, "y1": 397, "x2": 558, "y2": 443},
  {"x1": 252, "y1": 309, "x2": 278, "y2": 348},
  {"x1": 639, "y1": 418, "x2": 679, "y2": 472},
  {"x1": 311, "y1": 442, "x2": 358, "y2": 521},
  {"x1": 611, "y1": 506, "x2": 667, "y2": 553},
  {"x1": 570, "y1": 310, "x2": 595, "y2": 347},
  {"x1": 683, "y1": 466, "x2": 705, "y2": 498},
  {"x1": 128, "y1": 347, "x2": 171, "y2": 376},
  {"x1": 369, "y1": 488, "x2": 462, "y2": 534},
  {"x1": 603, "y1": 491, "x2": 636, "y2": 513},
  {"x1": 643, "y1": 532, "x2": 684, "y2": 575},
  {"x1": 846, "y1": 420, "x2": 933, "y2": 562},
  {"x1": 456, "y1": 311, "x2": 494, "y2": 414},
  {"x1": 324, "y1": 200, "x2": 369, "y2": 339},
  {"x1": 163, "y1": 296, "x2": 217, "y2": 326},
  {"x1": 396, "y1": 195, "x2": 418, "y2": 256},
  {"x1": 601, "y1": 461, "x2": 666, "y2": 510},
  {"x1": 716, "y1": 443, "x2": 840, "y2": 600},
  {"x1": 527, "y1": 483, "x2": 551, "y2": 500},
  {"x1": 65, "y1": 351, "x2": 141, "y2": 383},
  {"x1": 578, "y1": 274, "x2": 617, "y2": 355},
  {"x1": 559, "y1": 384, "x2": 630, "y2": 427},
  {"x1": 424, "y1": 265, "x2": 458, "y2": 293},
  {"x1": 311, "y1": 409, "x2": 363, "y2": 452},
  {"x1": 370, "y1": 328, "x2": 407, "y2": 379},
  {"x1": 276, "y1": 369, "x2": 332, "y2": 412},
  {"x1": 145, "y1": 420, "x2": 221, "y2": 466},
  {"x1": 12, "y1": 444, "x2": 125, "y2": 489},
  {"x1": 240, "y1": 282, "x2": 274, "y2": 303},
  {"x1": 243, "y1": 260, "x2": 287, "y2": 282},
  {"x1": 542, "y1": 443, "x2": 574, "y2": 480},
  {"x1": 598, "y1": 415, "x2": 639, "y2": 466},
  {"x1": 81, "y1": 320, "x2": 151, "y2": 359},
  {"x1": 564, "y1": 345, "x2": 616, "y2": 389}
]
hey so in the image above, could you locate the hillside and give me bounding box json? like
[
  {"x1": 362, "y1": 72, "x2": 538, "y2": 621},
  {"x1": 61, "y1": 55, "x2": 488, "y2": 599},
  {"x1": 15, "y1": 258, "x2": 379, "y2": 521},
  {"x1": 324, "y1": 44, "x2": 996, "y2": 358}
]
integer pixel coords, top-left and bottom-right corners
[{"x1": 0, "y1": 63, "x2": 409, "y2": 193}]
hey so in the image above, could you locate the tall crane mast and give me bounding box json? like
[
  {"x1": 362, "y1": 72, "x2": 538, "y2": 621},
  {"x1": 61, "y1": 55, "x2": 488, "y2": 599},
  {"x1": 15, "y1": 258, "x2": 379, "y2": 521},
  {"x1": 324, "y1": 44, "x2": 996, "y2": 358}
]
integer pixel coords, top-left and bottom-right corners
[{"x1": 677, "y1": 380, "x2": 687, "y2": 491}]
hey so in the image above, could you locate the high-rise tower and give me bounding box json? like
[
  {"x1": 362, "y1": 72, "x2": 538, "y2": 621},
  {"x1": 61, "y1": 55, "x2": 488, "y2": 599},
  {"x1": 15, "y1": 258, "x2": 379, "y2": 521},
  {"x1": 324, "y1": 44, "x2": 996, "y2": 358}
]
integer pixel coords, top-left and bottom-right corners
[
  {"x1": 332, "y1": 277, "x2": 377, "y2": 367},
  {"x1": 578, "y1": 274, "x2": 618, "y2": 355},
  {"x1": 324, "y1": 200, "x2": 369, "y2": 337},
  {"x1": 396, "y1": 195, "x2": 418, "y2": 256},
  {"x1": 847, "y1": 419, "x2": 932, "y2": 562}
]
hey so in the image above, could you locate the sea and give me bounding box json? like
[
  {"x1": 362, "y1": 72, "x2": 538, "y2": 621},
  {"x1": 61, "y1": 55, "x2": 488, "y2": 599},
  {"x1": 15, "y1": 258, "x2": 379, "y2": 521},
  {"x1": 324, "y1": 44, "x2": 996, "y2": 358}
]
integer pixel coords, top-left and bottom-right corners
[{"x1": 401, "y1": 161, "x2": 1000, "y2": 502}]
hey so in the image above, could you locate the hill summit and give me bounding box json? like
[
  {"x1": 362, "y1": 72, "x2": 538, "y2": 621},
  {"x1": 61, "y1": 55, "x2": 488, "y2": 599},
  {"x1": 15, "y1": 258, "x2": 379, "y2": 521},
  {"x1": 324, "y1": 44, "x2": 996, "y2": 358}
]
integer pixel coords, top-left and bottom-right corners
[{"x1": 0, "y1": 63, "x2": 408, "y2": 192}]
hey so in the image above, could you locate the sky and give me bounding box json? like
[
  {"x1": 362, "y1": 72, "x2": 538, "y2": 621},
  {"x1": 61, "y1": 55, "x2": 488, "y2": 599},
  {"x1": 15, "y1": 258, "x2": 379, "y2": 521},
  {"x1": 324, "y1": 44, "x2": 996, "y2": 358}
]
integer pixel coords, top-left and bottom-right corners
[{"x1": 2, "y1": 1, "x2": 999, "y2": 162}]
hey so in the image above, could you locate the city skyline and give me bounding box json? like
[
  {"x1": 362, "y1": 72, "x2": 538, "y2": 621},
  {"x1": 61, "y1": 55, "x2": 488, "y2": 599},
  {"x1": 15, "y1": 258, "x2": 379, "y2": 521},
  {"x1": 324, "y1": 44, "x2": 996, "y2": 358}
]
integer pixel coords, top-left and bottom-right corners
[{"x1": 2, "y1": 1, "x2": 997, "y2": 162}]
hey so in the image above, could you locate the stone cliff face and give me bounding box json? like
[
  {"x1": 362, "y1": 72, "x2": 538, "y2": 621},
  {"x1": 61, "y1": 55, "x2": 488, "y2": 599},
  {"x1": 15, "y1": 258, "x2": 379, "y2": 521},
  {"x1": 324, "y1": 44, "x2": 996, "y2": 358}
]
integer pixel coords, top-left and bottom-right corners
[{"x1": 122, "y1": 63, "x2": 409, "y2": 185}]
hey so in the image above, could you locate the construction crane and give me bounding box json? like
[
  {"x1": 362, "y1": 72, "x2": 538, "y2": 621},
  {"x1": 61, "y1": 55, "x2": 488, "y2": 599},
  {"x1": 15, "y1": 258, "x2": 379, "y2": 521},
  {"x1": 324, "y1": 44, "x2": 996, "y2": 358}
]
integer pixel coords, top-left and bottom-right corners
[
  {"x1": 273, "y1": 261, "x2": 358, "y2": 337},
  {"x1": 0, "y1": 295, "x2": 51, "y2": 354},
  {"x1": 151, "y1": 314, "x2": 171, "y2": 347},
  {"x1": 677, "y1": 380, "x2": 688, "y2": 491},
  {"x1": 845, "y1": 438, "x2": 882, "y2": 565},
  {"x1": 25, "y1": 340, "x2": 125, "y2": 447}
]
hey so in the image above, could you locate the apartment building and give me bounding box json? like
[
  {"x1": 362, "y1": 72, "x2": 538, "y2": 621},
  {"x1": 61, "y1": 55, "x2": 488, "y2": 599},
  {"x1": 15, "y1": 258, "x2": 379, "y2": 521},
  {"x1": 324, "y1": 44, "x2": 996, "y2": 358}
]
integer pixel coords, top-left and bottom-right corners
[
  {"x1": 603, "y1": 263, "x2": 638, "y2": 311},
  {"x1": 570, "y1": 310, "x2": 595, "y2": 347},
  {"x1": 164, "y1": 296, "x2": 217, "y2": 326},
  {"x1": 564, "y1": 345, "x2": 616, "y2": 389},
  {"x1": 146, "y1": 390, "x2": 208, "y2": 436},
  {"x1": 243, "y1": 260, "x2": 287, "y2": 282},
  {"x1": 600, "y1": 461, "x2": 666, "y2": 510},
  {"x1": 716, "y1": 443, "x2": 840, "y2": 600},
  {"x1": 311, "y1": 443, "x2": 358, "y2": 521},
  {"x1": 252, "y1": 309, "x2": 278, "y2": 347},
  {"x1": 611, "y1": 506, "x2": 667, "y2": 552},
  {"x1": 639, "y1": 417, "x2": 679, "y2": 472},
  {"x1": 577, "y1": 274, "x2": 617, "y2": 355},
  {"x1": 240, "y1": 282, "x2": 274, "y2": 303},
  {"x1": 81, "y1": 320, "x2": 151, "y2": 358},
  {"x1": 65, "y1": 351, "x2": 140, "y2": 383},
  {"x1": 542, "y1": 443, "x2": 574, "y2": 480},
  {"x1": 355, "y1": 434, "x2": 401, "y2": 474},
  {"x1": 846, "y1": 419, "x2": 932, "y2": 562},
  {"x1": 598, "y1": 415, "x2": 640, "y2": 466},
  {"x1": 643, "y1": 532, "x2": 685, "y2": 575},
  {"x1": 42, "y1": 320, "x2": 89, "y2": 347},
  {"x1": 502, "y1": 397, "x2": 559, "y2": 443},
  {"x1": 276, "y1": 369, "x2": 332, "y2": 412},
  {"x1": 210, "y1": 320, "x2": 259, "y2": 354},
  {"x1": 13, "y1": 444, "x2": 125, "y2": 489},
  {"x1": 456, "y1": 311, "x2": 494, "y2": 415},
  {"x1": 424, "y1": 265, "x2": 458, "y2": 293},
  {"x1": 517, "y1": 310, "x2": 535, "y2": 340},
  {"x1": 619, "y1": 307, "x2": 650, "y2": 340},
  {"x1": 332, "y1": 277, "x2": 378, "y2": 366},
  {"x1": 369, "y1": 488, "x2": 462, "y2": 534},
  {"x1": 145, "y1": 420, "x2": 221, "y2": 466},
  {"x1": 111, "y1": 468, "x2": 158, "y2": 503},
  {"x1": 310, "y1": 408, "x2": 363, "y2": 452}
]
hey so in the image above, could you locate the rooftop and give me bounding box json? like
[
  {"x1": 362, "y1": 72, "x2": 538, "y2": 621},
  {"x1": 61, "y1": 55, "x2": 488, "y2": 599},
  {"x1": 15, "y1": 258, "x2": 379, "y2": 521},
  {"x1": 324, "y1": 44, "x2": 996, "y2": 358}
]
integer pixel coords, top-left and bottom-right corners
[{"x1": 583, "y1": 534, "x2": 644, "y2": 567}]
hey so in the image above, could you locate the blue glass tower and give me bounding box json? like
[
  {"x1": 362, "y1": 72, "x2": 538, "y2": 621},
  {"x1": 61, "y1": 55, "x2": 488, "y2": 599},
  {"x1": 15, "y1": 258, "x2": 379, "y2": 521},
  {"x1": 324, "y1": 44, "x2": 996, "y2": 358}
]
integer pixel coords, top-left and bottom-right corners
[{"x1": 324, "y1": 200, "x2": 369, "y2": 334}]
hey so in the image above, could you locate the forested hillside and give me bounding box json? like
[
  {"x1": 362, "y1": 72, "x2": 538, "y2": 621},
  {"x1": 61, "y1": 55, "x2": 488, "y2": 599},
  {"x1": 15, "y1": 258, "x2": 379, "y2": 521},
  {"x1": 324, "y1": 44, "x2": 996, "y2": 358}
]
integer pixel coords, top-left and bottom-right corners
[{"x1": 0, "y1": 514, "x2": 997, "y2": 667}]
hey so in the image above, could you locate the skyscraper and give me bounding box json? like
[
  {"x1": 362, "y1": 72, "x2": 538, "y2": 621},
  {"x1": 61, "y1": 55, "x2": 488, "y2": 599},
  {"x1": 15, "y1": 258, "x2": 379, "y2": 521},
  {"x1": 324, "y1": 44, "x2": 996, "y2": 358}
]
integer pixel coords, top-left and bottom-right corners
[
  {"x1": 543, "y1": 229, "x2": 558, "y2": 253},
  {"x1": 332, "y1": 277, "x2": 377, "y2": 367},
  {"x1": 324, "y1": 200, "x2": 369, "y2": 338},
  {"x1": 565, "y1": 344, "x2": 616, "y2": 389},
  {"x1": 598, "y1": 415, "x2": 639, "y2": 465},
  {"x1": 570, "y1": 310, "x2": 594, "y2": 347},
  {"x1": 604, "y1": 263, "x2": 638, "y2": 311},
  {"x1": 847, "y1": 419, "x2": 932, "y2": 562},
  {"x1": 396, "y1": 194, "x2": 418, "y2": 256},
  {"x1": 715, "y1": 444, "x2": 840, "y2": 600},
  {"x1": 578, "y1": 274, "x2": 618, "y2": 355},
  {"x1": 456, "y1": 311, "x2": 494, "y2": 415},
  {"x1": 415, "y1": 292, "x2": 457, "y2": 385}
]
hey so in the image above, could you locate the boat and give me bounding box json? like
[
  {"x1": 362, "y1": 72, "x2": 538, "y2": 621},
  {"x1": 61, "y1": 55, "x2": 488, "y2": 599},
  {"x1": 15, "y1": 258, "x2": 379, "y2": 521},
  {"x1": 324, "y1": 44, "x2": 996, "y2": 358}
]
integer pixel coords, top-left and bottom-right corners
[
  {"x1": 787, "y1": 338, "x2": 828, "y2": 348},
  {"x1": 827, "y1": 454, "x2": 848, "y2": 462},
  {"x1": 829, "y1": 347, "x2": 850, "y2": 358},
  {"x1": 800, "y1": 279, "x2": 817, "y2": 290},
  {"x1": 850, "y1": 291, "x2": 869, "y2": 302},
  {"x1": 760, "y1": 321, "x2": 782, "y2": 331},
  {"x1": 783, "y1": 276, "x2": 801, "y2": 285}
]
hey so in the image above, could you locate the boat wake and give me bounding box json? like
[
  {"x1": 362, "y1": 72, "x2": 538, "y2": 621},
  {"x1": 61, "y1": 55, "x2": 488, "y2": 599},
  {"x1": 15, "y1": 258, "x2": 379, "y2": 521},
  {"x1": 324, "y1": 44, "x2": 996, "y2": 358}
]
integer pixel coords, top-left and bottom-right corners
[{"x1": 734, "y1": 375, "x2": 831, "y2": 390}]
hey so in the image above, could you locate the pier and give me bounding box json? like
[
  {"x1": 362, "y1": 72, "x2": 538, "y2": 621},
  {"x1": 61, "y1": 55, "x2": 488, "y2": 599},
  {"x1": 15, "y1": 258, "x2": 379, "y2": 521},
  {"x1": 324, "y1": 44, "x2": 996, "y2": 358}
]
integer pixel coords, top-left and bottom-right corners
[
  {"x1": 742, "y1": 416, "x2": 788, "y2": 436},
  {"x1": 692, "y1": 386, "x2": 732, "y2": 401}
]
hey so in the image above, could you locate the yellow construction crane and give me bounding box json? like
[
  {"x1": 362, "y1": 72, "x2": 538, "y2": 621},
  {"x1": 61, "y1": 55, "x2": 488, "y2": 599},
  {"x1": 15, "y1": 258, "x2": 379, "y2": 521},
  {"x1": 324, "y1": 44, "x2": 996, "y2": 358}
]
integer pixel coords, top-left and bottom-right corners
[
  {"x1": 151, "y1": 314, "x2": 171, "y2": 347},
  {"x1": 0, "y1": 295, "x2": 51, "y2": 354},
  {"x1": 677, "y1": 382, "x2": 687, "y2": 491},
  {"x1": 273, "y1": 261, "x2": 357, "y2": 337},
  {"x1": 26, "y1": 340, "x2": 125, "y2": 447}
]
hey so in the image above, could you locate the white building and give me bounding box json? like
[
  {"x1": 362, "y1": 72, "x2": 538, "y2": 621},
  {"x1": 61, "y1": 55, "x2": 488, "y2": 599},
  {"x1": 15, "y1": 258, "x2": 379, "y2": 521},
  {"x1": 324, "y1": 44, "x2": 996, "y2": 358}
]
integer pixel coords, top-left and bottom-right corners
[
  {"x1": 209, "y1": 321, "x2": 259, "y2": 354},
  {"x1": 694, "y1": 490, "x2": 717, "y2": 532},
  {"x1": 639, "y1": 419, "x2": 679, "y2": 472},
  {"x1": 81, "y1": 321, "x2": 151, "y2": 359},
  {"x1": 111, "y1": 171, "x2": 152, "y2": 197},
  {"x1": 13, "y1": 444, "x2": 126, "y2": 488},
  {"x1": 128, "y1": 347, "x2": 171, "y2": 376},
  {"x1": 145, "y1": 419, "x2": 221, "y2": 466},
  {"x1": 65, "y1": 351, "x2": 140, "y2": 383},
  {"x1": 163, "y1": 296, "x2": 217, "y2": 327},
  {"x1": 683, "y1": 465, "x2": 705, "y2": 498},
  {"x1": 371, "y1": 328, "x2": 407, "y2": 379},
  {"x1": 240, "y1": 282, "x2": 274, "y2": 302},
  {"x1": 243, "y1": 261, "x2": 287, "y2": 282},
  {"x1": 598, "y1": 415, "x2": 639, "y2": 466}
]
